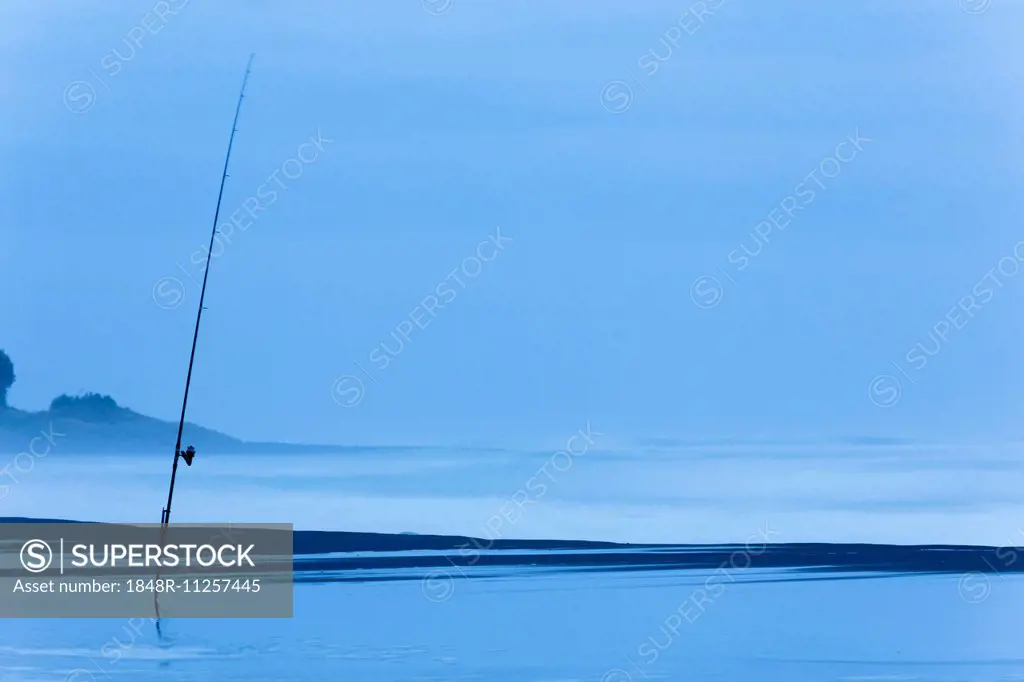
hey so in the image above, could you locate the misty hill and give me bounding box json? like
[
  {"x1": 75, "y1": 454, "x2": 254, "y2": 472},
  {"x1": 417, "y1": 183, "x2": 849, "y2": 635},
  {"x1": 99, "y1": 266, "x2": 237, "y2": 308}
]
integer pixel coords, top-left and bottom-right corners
[{"x1": 0, "y1": 393, "x2": 359, "y2": 456}]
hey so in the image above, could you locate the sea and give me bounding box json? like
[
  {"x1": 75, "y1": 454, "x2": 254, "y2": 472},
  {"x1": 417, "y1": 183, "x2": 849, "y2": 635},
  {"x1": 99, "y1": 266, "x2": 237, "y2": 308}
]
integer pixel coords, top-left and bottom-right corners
[{"x1": 1, "y1": 441, "x2": 1022, "y2": 681}]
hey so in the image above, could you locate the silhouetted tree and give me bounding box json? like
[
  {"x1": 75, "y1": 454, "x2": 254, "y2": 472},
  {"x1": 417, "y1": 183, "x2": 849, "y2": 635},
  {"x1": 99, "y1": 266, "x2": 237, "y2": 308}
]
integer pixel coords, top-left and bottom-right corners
[
  {"x1": 0, "y1": 350, "x2": 14, "y2": 408},
  {"x1": 49, "y1": 392, "x2": 119, "y2": 417}
]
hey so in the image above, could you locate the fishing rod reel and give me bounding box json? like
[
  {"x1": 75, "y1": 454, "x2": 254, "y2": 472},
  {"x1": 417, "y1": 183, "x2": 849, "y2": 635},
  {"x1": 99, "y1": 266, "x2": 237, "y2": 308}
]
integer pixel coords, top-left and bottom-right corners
[{"x1": 159, "y1": 446, "x2": 197, "y2": 525}]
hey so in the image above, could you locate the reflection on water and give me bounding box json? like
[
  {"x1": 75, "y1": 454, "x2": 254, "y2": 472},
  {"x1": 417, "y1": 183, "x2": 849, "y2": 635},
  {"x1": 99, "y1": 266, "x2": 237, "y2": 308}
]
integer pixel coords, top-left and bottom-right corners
[{"x1": 1, "y1": 566, "x2": 1022, "y2": 681}]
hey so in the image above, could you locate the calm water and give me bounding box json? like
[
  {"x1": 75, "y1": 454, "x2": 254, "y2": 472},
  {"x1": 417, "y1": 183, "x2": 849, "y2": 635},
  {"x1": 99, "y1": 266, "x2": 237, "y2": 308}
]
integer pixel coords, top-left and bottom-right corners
[
  {"x1": 1, "y1": 566, "x2": 1022, "y2": 681},
  {"x1": 2, "y1": 444, "x2": 1022, "y2": 680}
]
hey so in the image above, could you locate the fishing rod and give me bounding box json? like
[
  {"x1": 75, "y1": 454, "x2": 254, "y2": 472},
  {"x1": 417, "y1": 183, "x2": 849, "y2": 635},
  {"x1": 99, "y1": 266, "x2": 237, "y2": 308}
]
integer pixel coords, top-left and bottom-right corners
[
  {"x1": 154, "y1": 54, "x2": 254, "y2": 639},
  {"x1": 160, "y1": 53, "x2": 255, "y2": 527}
]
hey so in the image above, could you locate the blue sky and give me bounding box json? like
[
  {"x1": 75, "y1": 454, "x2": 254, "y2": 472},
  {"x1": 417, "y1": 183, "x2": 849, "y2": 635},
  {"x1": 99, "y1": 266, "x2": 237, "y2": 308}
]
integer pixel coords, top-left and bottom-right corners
[{"x1": 1, "y1": 0, "x2": 1021, "y2": 446}]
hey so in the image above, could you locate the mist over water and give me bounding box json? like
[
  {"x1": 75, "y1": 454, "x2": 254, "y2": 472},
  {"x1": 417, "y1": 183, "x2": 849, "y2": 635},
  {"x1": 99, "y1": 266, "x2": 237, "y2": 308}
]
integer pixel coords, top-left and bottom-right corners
[{"x1": 4, "y1": 442, "x2": 1022, "y2": 545}]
